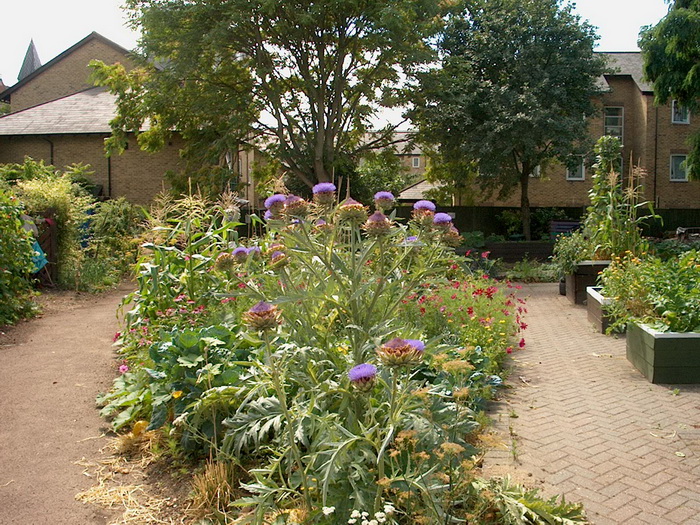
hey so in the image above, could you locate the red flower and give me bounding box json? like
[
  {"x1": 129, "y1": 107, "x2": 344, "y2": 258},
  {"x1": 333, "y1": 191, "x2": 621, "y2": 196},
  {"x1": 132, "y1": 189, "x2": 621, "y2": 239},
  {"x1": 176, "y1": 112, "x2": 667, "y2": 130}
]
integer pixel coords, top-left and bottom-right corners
[{"x1": 518, "y1": 338, "x2": 526, "y2": 348}]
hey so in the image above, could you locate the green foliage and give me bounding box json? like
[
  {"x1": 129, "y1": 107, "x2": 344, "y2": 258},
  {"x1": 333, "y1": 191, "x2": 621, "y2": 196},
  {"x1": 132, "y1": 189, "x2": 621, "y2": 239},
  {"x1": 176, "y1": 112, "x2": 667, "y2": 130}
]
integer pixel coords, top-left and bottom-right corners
[
  {"x1": 2, "y1": 158, "x2": 139, "y2": 292},
  {"x1": 103, "y1": 191, "x2": 579, "y2": 522},
  {"x1": 90, "y1": 57, "x2": 255, "y2": 194},
  {"x1": 640, "y1": 0, "x2": 700, "y2": 176},
  {"x1": 651, "y1": 238, "x2": 700, "y2": 259},
  {"x1": 601, "y1": 251, "x2": 700, "y2": 333},
  {"x1": 353, "y1": 150, "x2": 413, "y2": 206},
  {"x1": 14, "y1": 166, "x2": 94, "y2": 287},
  {"x1": 0, "y1": 157, "x2": 56, "y2": 184},
  {"x1": 100, "y1": 0, "x2": 446, "y2": 189},
  {"x1": 584, "y1": 136, "x2": 658, "y2": 260},
  {"x1": 409, "y1": 0, "x2": 607, "y2": 239},
  {"x1": 505, "y1": 260, "x2": 559, "y2": 283},
  {"x1": 468, "y1": 477, "x2": 587, "y2": 524},
  {"x1": 551, "y1": 231, "x2": 594, "y2": 277},
  {"x1": 0, "y1": 189, "x2": 38, "y2": 325}
]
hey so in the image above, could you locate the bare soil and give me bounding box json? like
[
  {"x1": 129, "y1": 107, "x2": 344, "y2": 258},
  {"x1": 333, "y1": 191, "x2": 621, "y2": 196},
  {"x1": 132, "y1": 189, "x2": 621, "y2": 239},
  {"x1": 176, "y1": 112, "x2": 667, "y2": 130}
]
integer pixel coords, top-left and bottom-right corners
[{"x1": 0, "y1": 284, "x2": 131, "y2": 524}]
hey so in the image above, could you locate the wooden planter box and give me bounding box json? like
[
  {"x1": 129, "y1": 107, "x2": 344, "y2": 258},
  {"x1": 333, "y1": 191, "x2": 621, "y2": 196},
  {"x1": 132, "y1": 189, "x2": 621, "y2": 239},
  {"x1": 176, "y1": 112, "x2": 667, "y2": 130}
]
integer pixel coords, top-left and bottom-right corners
[
  {"x1": 565, "y1": 260, "x2": 611, "y2": 305},
  {"x1": 586, "y1": 286, "x2": 614, "y2": 333},
  {"x1": 627, "y1": 323, "x2": 700, "y2": 384},
  {"x1": 483, "y1": 241, "x2": 554, "y2": 263}
]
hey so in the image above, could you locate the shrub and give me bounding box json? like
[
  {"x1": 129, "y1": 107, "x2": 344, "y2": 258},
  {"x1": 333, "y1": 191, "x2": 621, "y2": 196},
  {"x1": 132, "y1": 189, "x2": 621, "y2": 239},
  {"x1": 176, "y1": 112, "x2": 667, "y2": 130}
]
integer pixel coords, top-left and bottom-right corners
[
  {"x1": 550, "y1": 230, "x2": 593, "y2": 277},
  {"x1": 0, "y1": 189, "x2": 38, "y2": 325},
  {"x1": 14, "y1": 169, "x2": 93, "y2": 288}
]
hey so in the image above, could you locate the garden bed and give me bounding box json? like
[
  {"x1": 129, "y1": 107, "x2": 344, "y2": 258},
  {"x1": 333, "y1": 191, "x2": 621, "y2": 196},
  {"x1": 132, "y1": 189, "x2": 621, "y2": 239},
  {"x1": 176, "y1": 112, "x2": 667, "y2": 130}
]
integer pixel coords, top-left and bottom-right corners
[
  {"x1": 483, "y1": 241, "x2": 554, "y2": 263},
  {"x1": 565, "y1": 260, "x2": 610, "y2": 305},
  {"x1": 586, "y1": 286, "x2": 615, "y2": 334},
  {"x1": 626, "y1": 323, "x2": 700, "y2": 384}
]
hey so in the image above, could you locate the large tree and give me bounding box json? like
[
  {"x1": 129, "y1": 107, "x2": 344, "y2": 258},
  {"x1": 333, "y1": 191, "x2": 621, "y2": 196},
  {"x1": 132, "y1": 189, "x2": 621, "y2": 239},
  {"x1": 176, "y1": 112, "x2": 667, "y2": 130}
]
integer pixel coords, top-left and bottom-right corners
[
  {"x1": 640, "y1": 0, "x2": 700, "y2": 179},
  {"x1": 95, "y1": 0, "x2": 444, "y2": 191},
  {"x1": 408, "y1": 0, "x2": 607, "y2": 239}
]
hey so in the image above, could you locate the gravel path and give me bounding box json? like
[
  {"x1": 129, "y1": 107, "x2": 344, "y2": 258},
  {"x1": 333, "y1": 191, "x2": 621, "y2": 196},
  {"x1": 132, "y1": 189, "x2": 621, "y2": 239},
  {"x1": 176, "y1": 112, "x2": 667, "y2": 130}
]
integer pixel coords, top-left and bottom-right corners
[{"x1": 0, "y1": 284, "x2": 131, "y2": 524}]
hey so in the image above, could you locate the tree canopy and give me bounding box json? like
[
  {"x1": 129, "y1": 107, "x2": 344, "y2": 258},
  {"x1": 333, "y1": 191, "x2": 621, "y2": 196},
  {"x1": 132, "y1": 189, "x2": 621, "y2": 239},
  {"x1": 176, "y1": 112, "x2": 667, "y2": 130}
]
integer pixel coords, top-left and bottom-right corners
[
  {"x1": 640, "y1": 0, "x2": 700, "y2": 178},
  {"x1": 408, "y1": 0, "x2": 607, "y2": 239},
  {"x1": 95, "y1": 0, "x2": 445, "y2": 193}
]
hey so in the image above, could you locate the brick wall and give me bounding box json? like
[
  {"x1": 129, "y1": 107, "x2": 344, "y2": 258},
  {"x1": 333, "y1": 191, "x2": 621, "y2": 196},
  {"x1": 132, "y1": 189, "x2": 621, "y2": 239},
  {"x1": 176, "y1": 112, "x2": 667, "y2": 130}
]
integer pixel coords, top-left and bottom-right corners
[
  {"x1": 0, "y1": 133, "x2": 181, "y2": 204},
  {"x1": 457, "y1": 76, "x2": 700, "y2": 210},
  {"x1": 10, "y1": 39, "x2": 134, "y2": 112}
]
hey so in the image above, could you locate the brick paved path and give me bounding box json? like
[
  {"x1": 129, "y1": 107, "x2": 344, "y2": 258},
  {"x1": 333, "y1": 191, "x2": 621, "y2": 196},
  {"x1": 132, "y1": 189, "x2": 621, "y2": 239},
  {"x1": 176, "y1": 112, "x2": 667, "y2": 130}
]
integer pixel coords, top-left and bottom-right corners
[{"x1": 483, "y1": 283, "x2": 700, "y2": 525}]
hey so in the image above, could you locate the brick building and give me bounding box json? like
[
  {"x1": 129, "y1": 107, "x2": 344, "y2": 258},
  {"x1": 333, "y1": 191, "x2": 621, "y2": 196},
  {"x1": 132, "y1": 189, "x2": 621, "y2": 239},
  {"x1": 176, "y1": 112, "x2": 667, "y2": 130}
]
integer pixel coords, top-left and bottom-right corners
[
  {"x1": 0, "y1": 32, "x2": 185, "y2": 205},
  {"x1": 400, "y1": 52, "x2": 700, "y2": 212}
]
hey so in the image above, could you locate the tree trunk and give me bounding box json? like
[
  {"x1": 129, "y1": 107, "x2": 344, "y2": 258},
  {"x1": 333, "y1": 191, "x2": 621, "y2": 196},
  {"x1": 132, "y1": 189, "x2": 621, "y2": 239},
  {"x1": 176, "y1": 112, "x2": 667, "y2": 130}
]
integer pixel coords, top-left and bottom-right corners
[{"x1": 520, "y1": 170, "x2": 532, "y2": 241}]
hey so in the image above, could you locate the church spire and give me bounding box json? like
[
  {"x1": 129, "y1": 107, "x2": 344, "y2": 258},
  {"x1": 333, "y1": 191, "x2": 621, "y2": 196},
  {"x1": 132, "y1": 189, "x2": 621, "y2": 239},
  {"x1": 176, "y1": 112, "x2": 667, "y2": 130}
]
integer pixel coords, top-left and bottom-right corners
[{"x1": 18, "y1": 39, "x2": 42, "y2": 81}]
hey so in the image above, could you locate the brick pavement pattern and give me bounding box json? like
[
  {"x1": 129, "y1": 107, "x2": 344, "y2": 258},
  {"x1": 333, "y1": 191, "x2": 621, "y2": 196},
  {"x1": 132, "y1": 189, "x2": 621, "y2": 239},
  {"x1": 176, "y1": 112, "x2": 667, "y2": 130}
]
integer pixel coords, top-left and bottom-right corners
[{"x1": 483, "y1": 283, "x2": 700, "y2": 525}]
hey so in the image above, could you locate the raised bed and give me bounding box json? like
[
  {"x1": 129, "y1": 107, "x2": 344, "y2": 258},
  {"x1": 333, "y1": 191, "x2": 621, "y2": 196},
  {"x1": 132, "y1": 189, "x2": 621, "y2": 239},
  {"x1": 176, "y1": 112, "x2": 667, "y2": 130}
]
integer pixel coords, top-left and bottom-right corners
[
  {"x1": 626, "y1": 323, "x2": 700, "y2": 384},
  {"x1": 565, "y1": 260, "x2": 610, "y2": 305},
  {"x1": 586, "y1": 286, "x2": 614, "y2": 333}
]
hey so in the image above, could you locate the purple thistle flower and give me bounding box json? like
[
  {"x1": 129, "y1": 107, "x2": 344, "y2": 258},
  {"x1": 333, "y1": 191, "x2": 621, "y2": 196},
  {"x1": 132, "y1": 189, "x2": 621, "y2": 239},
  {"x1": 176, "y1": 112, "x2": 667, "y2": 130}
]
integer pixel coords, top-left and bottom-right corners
[
  {"x1": 313, "y1": 182, "x2": 337, "y2": 205},
  {"x1": 377, "y1": 337, "x2": 424, "y2": 367},
  {"x1": 413, "y1": 200, "x2": 436, "y2": 212},
  {"x1": 433, "y1": 212, "x2": 452, "y2": 224},
  {"x1": 313, "y1": 182, "x2": 337, "y2": 194},
  {"x1": 284, "y1": 195, "x2": 309, "y2": 216},
  {"x1": 374, "y1": 191, "x2": 395, "y2": 201},
  {"x1": 247, "y1": 246, "x2": 261, "y2": 258},
  {"x1": 405, "y1": 339, "x2": 426, "y2": 353},
  {"x1": 243, "y1": 301, "x2": 281, "y2": 331},
  {"x1": 264, "y1": 210, "x2": 273, "y2": 220},
  {"x1": 348, "y1": 363, "x2": 377, "y2": 391},
  {"x1": 249, "y1": 301, "x2": 275, "y2": 314},
  {"x1": 232, "y1": 246, "x2": 248, "y2": 261},
  {"x1": 433, "y1": 212, "x2": 453, "y2": 231},
  {"x1": 264, "y1": 193, "x2": 287, "y2": 210},
  {"x1": 374, "y1": 191, "x2": 395, "y2": 210},
  {"x1": 406, "y1": 236, "x2": 418, "y2": 242},
  {"x1": 348, "y1": 363, "x2": 377, "y2": 382},
  {"x1": 363, "y1": 210, "x2": 391, "y2": 236}
]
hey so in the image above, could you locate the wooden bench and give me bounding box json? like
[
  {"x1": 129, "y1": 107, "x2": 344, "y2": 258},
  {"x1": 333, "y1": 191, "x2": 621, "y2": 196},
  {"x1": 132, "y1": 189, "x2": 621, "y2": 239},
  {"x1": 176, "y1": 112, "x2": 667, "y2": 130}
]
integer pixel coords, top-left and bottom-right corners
[{"x1": 549, "y1": 220, "x2": 580, "y2": 240}]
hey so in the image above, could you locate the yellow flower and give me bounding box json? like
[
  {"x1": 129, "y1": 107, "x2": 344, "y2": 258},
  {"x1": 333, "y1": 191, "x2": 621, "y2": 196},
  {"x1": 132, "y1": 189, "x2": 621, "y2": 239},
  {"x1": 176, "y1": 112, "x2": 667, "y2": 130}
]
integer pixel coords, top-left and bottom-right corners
[{"x1": 172, "y1": 390, "x2": 183, "y2": 399}]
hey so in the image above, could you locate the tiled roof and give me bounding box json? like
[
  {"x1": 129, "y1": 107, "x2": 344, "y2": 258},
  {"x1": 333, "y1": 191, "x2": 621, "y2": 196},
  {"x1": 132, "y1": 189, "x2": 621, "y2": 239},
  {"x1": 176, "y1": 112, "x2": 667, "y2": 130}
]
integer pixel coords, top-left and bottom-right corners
[
  {"x1": 600, "y1": 52, "x2": 654, "y2": 93},
  {"x1": 398, "y1": 179, "x2": 437, "y2": 201},
  {"x1": 0, "y1": 87, "x2": 118, "y2": 135}
]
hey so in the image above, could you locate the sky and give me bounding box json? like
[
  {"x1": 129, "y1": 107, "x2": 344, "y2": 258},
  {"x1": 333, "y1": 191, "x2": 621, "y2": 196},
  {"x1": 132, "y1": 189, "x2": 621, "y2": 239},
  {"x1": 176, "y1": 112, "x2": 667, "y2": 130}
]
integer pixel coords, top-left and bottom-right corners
[{"x1": 1, "y1": 0, "x2": 671, "y2": 86}]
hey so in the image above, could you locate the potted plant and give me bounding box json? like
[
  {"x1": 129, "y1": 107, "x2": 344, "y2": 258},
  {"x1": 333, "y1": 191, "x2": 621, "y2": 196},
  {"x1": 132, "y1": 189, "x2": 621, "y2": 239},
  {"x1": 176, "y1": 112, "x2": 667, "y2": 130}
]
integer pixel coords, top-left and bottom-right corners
[{"x1": 599, "y1": 252, "x2": 700, "y2": 383}]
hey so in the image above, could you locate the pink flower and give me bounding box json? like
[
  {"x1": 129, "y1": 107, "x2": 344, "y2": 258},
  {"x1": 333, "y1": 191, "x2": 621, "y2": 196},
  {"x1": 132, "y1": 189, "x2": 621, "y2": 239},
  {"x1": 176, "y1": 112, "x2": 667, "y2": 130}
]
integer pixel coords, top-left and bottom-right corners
[
  {"x1": 506, "y1": 347, "x2": 513, "y2": 354},
  {"x1": 518, "y1": 338, "x2": 526, "y2": 348},
  {"x1": 119, "y1": 364, "x2": 129, "y2": 374},
  {"x1": 112, "y1": 332, "x2": 121, "y2": 342}
]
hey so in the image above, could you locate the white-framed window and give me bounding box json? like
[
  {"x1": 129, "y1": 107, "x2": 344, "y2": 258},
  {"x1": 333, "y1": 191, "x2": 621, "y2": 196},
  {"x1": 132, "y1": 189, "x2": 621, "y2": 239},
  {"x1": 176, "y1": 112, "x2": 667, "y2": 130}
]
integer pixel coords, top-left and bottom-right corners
[
  {"x1": 670, "y1": 154, "x2": 688, "y2": 182},
  {"x1": 412, "y1": 157, "x2": 420, "y2": 168},
  {"x1": 604, "y1": 107, "x2": 624, "y2": 139},
  {"x1": 566, "y1": 157, "x2": 585, "y2": 181},
  {"x1": 672, "y1": 100, "x2": 690, "y2": 124}
]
